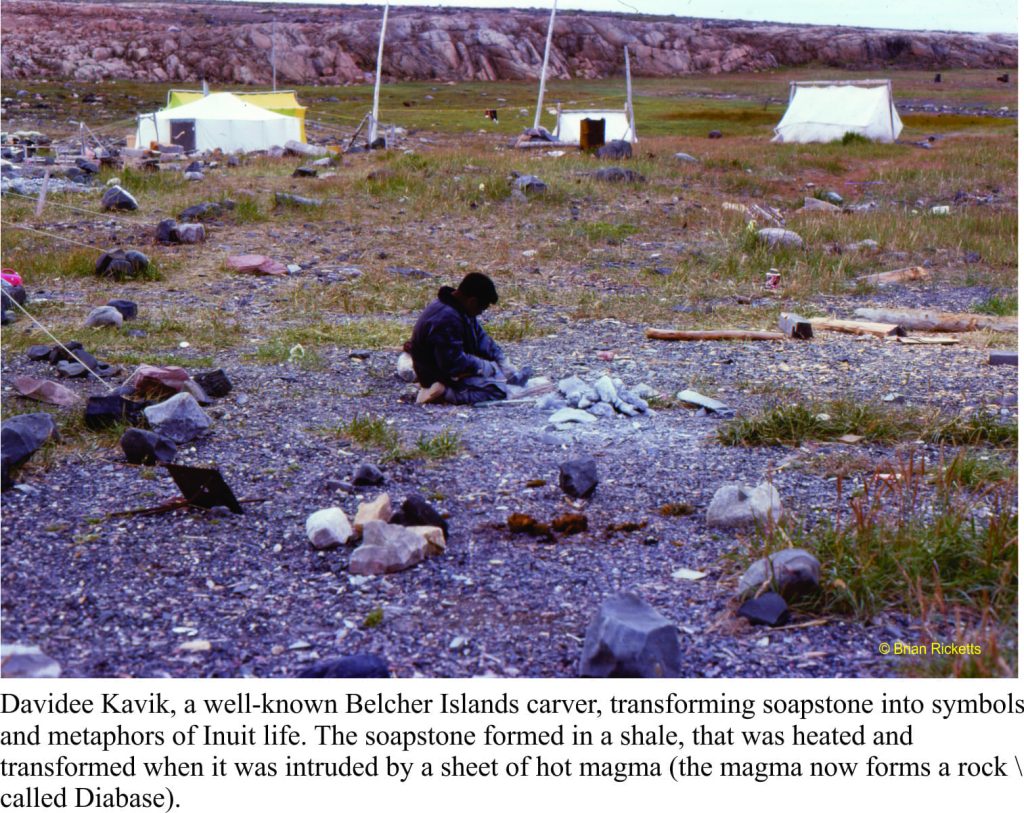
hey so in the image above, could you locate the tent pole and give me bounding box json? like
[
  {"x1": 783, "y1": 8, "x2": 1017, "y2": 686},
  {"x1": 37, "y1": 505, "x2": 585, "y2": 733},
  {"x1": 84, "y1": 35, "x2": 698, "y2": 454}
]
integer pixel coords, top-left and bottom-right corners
[
  {"x1": 271, "y1": 21, "x2": 277, "y2": 92},
  {"x1": 533, "y1": 0, "x2": 558, "y2": 130},
  {"x1": 624, "y1": 45, "x2": 635, "y2": 142},
  {"x1": 370, "y1": 2, "x2": 390, "y2": 144},
  {"x1": 887, "y1": 79, "x2": 895, "y2": 141}
]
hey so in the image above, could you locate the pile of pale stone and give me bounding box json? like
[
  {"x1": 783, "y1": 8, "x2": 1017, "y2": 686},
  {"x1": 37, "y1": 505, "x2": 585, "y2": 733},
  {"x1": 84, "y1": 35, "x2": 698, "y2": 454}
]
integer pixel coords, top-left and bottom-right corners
[
  {"x1": 305, "y1": 494, "x2": 446, "y2": 576},
  {"x1": 537, "y1": 375, "x2": 655, "y2": 425}
]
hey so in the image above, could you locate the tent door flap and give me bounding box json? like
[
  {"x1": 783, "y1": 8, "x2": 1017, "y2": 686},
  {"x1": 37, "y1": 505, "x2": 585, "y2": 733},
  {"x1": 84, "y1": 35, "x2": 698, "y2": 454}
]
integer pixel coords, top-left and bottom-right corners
[{"x1": 169, "y1": 119, "x2": 196, "y2": 151}]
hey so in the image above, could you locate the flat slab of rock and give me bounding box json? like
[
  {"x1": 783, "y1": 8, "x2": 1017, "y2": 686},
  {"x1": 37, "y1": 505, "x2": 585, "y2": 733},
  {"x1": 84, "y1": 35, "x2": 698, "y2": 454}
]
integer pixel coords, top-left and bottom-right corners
[
  {"x1": 408, "y1": 525, "x2": 446, "y2": 555},
  {"x1": 226, "y1": 254, "x2": 288, "y2": 276},
  {"x1": 800, "y1": 196, "x2": 841, "y2": 212},
  {"x1": 101, "y1": 185, "x2": 138, "y2": 211},
  {"x1": 305, "y1": 507, "x2": 353, "y2": 550},
  {"x1": 579, "y1": 592, "x2": 681, "y2": 678},
  {"x1": 549, "y1": 407, "x2": 597, "y2": 425},
  {"x1": 120, "y1": 428, "x2": 177, "y2": 466},
  {"x1": 676, "y1": 389, "x2": 729, "y2": 413},
  {"x1": 13, "y1": 376, "x2": 79, "y2": 407},
  {"x1": 349, "y1": 520, "x2": 427, "y2": 575},
  {"x1": 738, "y1": 592, "x2": 790, "y2": 627},
  {"x1": 738, "y1": 548, "x2": 821, "y2": 600},
  {"x1": 707, "y1": 482, "x2": 783, "y2": 529},
  {"x1": 1, "y1": 412, "x2": 59, "y2": 468},
  {"x1": 142, "y1": 392, "x2": 211, "y2": 443}
]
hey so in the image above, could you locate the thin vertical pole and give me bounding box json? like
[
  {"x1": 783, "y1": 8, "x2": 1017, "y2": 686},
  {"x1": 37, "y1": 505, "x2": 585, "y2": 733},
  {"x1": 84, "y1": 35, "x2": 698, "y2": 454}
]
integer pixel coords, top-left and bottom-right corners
[
  {"x1": 533, "y1": 0, "x2": 558, "y2": 130},
  {"x1": 624, "y1": 45, "x2": 635, "y2": 141},
  {"x1": 35, "y1": 168, "x2": 51, "y2": 217},
  {"x1": 271, "y1": 21, "x2": 277, "y2": 91},
  {"x1": 370, "y1": 2, "x2": 390, "y2": 144}
]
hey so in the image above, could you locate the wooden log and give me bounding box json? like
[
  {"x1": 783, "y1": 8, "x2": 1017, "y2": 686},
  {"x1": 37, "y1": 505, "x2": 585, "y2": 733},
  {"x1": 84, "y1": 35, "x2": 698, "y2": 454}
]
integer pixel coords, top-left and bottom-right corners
[
  {"x1": 853, "y1": 307, "x2": 1016, "y2": 333},
  {"x1": 809, "y1": 317, "x2": 906, "y2": 338},
  {"x1": 778, "y1": 312, "x2": 814, "y2": 339},
  {"x1": 894, "y1": 336, "x2": 960, "y2": 345},
  {"x1": 855, "y1": 265, "x2": 932, "y2": 286},
  {"x1": 646, "y1": 328, "x2": 787, "y2": 342}
]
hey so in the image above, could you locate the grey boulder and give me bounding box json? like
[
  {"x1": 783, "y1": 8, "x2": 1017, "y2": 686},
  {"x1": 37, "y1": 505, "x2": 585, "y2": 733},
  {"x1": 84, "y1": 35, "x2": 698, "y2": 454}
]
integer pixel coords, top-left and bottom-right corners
[
  {"x1": 512, "y1": 174, "x2": 547, "y2": 194},
  {"x1": 559, "y1": 456, "x2": 598, "y2": 498},
  {"x1": 1, "y1": 643, "x2": 61, "y2": 678},
  {"x1": 595, "y1": 140, "x2": 632, "y2": 159},
  {"x1": 143, "y1": 392, "x2": 211, "y2": 443},
  {"x1": 120, "y1": 428, "x2": 177, "y2": 466},
  {"x1": 757, "y1": 228, "x2": 803, "y2": 249},
  {"x1": 738, "y1": 548, "x2": 821, "y2": 600},
  {"x1": 706, "y1": 482, "x2": 782, "y2": 529},
  {"x1": 579, "y1": 592, "x2": 681, "y2": 678},
  {"x1": 101, "y1": 185, "x2": 138, "y2": 211},
  {"x1": 84, "y1": 305, "x2": 123, "y2": 329},
  {"x1": 349, "y1": 520, "x2": 428, "y2": 575}
]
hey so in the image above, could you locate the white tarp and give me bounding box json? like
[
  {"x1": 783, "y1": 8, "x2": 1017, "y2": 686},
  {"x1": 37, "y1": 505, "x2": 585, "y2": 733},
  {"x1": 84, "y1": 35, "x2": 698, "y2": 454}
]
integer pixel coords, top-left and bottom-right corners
[
  {"x1": 772, "y1": 83, "x2": 903, "y2": 144},
  {"x1": 136, "y1": 92, "x2": 303, "y2": 153},
  {"x1": 554, "y1": 109, "x2": 636, "y2": 144}
]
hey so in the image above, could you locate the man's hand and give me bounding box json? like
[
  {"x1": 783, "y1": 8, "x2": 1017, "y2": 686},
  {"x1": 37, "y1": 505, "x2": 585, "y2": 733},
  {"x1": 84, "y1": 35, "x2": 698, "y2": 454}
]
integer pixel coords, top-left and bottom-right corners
[{"x1": 476, "y1": 359, "x2": 500, "y2": 378}]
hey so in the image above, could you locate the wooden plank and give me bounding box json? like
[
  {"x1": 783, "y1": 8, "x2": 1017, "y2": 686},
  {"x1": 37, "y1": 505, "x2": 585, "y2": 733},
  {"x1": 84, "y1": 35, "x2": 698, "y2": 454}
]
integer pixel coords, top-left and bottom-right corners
[
  {"x1": 854, "y1": 307, "x2": 1016, "y2": 334},
  {"x1": 778, "y1": 312, "x2": 814, "y2": 339},
  {"x1": 855, "y1": 265, "x2": 932, "y2": 286},
  {"x1": 809, "y1": 317, "x2": 906, "y2": 338},
  {"x1": 646, "y1": 328, "x2": 787, "y2": 342},
  {"x1": 894, "y1": 336, "x2": 960, "y2": 345}
]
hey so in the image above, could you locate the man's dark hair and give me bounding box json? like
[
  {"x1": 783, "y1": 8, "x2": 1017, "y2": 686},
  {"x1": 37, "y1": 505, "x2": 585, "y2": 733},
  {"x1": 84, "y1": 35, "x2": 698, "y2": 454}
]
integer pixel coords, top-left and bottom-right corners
[{"x1": 457, "y1": 272, "x2": 498, "y2": 306}]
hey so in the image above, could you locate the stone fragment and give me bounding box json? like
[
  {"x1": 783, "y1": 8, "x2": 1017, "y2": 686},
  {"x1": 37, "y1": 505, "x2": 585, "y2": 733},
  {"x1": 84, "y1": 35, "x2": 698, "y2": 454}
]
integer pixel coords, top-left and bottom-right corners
[
  {"x1": 106, "y1": 299, "x2": 138, "y2": 320},
  {"x1": 595, "y1": 140, "x2": 632, "y2": 159},
  {"x1": 126, "y1": 365, "x2": 191, "y2": 399},
  {"x1": 95, "y1": 249, "x2": 149, "y2": 279},
  {"x1": 512, "y1": 174, "x2": 546, "y2": 194},
  {"x1": 142, "y1": 392, "x2": 211, "y2": 443},
  {"x1": 85, "y1": 305, "x2": 123, "y2": 329},
  {"x1": 674, "y1": 152, "x2": 699, "y2": 162},
  {"x1": 737, "y1": 548, "x2": 821, "y2": 600},
  {"x1": 13, "y1": 376, "x2": 79, "y2": 407},
  {"x1": 706, "y1": 483, "x2": 783, "y2": 529},
  {"x1": 708, "y1": 129, "x2": 723, "y2": 138},
  {"x1": 389, "y1": 493, "x2": 448, "y2": 539},
  {"x1": 0, "y1": 643, "x2": 61, "y2": 678},
  {"x1": 298, "y1": 654, "x2": 390, "y2": 678},
  {"x1": 592, "y1": 166, "x2": 644, "y2": 183},
  {"x1": 175, "y1": 223, "x2": 206, "y2": 244},
  {"x1": 800, "y1": 196, "x2": 841, "y2": 212},
  {"x1": 226, "y1": 254, "x2": 288, "y2": 276},
  {"x1": 352, "y1": 463, "x2": 385, "y2": 486},
  {"x1": 192, "y1": 369, "x2": 232, "y2": 398},
  {"x1": 549, "y1": 407, "x2": 598, "y2": 425},
  {"x1": 275, "y1": 192, "x2": 323, "y2": 208},
  {"x1": 738, "y1": 592, "x2": 790, "y2": 627},
  {"x1": 757, "y1": 228, "x2": 803, "y2": 249},
  {"x1": 26, "y1": 345, "x2": 52, "y2": 362},
  {"x1": 395, "y1": 351, "x2": 416, "y2": 382},
  {"x1": 587, "y1": 402, "x2": 616, "y2": 418},
  {"x1": 84, "y1": 391, "x2": 147, "y2": 430},
  {"x1": 989, "y1": 351, "x2": 1017, "y2": 366},
  {"x1": 676, "y1": 389, "x2": 730, "y2": 414},
  {"x1": 349, "y1": 520, "x2": 427, "y2": 575},
  {"x1": 559, "y1": 456, "x2": 598, "y2": 498},
  {"x1": 579, "y1": 592, "x2": 681, "y2": 678},
  {"x1": 407, "y1": 525, "x2": 446, "y2": 555},
  {"x1": 56, "y1": 361, "x2": 88, "y2": 378},
  {"x1": 353, "y1": 493, "x2": 392, "y2": 534},
  {"x1": 293, "y1": 166, "x2": 317, "y2": 178},
  {"x1": 120, "y1": 428, "x2": 177, "y2": 465},
  {"x1": 155, "y1": 218, "x2": 177, "y2": 244},
  {"x1": 305, "y1": 507, "x2": 353, "y2": 550},
  {"x1": 1, "y1": 413, "x2": 59, "y2": 473},
  {"x1": 101, "y1": 185, "x2": 138, "y2": 211}
]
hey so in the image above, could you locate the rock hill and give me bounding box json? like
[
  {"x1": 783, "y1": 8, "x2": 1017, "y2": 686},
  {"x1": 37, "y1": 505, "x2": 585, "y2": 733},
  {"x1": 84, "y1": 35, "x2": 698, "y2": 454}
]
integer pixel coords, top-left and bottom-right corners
[{"x1": 1, "y1": 0, "x2": 1017, "y2": 85}]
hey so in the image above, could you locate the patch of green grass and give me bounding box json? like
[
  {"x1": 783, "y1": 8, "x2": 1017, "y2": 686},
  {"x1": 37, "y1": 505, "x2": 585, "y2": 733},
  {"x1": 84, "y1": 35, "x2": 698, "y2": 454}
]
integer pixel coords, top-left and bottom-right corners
[
  {"x1": 841, "y1": 131, "x2": 872, "y2": 146},
  {"x1": 362, "y1": 607, "x2": 384, "y2": 629},
  {"x1": 936, "y1": 451, "x2": 1016, "y2": 491},
  {"x1": 113, "y1": 165, "x2": 188, "y2": 196},
  {"x1": 409, "y1": 429, "x2": 462, "y2": 461},
  {"x1": 3, "y1": 247, "x2": 97, "y2": 280},
  {"x1": 229, "y1": 196, "x2": 268, "y2": 223},
  {"x1": 337, "y1": 414, "x2": 461, "y2": 463},
  {"x1": 486, "y1": 314, "x2": 550, "y2": 343},
  {"x1": 972, "y1": 294, "x2": 1017, "y2": 316},
  {"x1": 343, "y1": 414, "x2": 401, "y2": 449},
  {"x1": 249, "y1": 337, "x2": 324, "y2": 370},
  {"x1": 928, "y1": 411, "x2": 1018, "y2": 449},
  {"x1": 573, "y1": 221, "x2": 641, "y2": 244}
]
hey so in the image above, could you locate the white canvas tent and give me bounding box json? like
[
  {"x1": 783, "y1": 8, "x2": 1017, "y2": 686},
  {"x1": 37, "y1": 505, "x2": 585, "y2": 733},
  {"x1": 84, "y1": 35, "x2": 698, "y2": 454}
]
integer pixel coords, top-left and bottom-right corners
[
  {"x1": 136, "y1": 92, "x2": 303, "y2": 153},
  {"x1": 554, "y1": 108, "x2": 636, "y2": 145},
  {"x1": 772, "y1": 81, "x2": 903, "y2": 144}
]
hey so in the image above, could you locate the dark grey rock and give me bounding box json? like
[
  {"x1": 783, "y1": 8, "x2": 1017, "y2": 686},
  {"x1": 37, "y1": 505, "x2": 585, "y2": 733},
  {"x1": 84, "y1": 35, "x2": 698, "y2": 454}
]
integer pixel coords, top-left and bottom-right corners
[
  {"x1": 389, "y1": 493, "x2": 449, "y2": 539},
  {"x1": 512, "y1": 174, "x2": 547, "y2": 194},
  {"x1": 95, "y1": 249, "x2": 149, "y2": 279},
  {"x1": 26, "y1": 345, "x2": 52, "y2": 362},
  {"x1": 106, "y1": 299, "x2": 138, "y2": 321},
  {"x1": 84, "y1": 392, "x2": 147, "y2": 430},
  {"x1": 293, "y1": 166, "x2": 317, "y2": 178},
  {"x1": 592, "y1": 166, "x2": 644, "y2": 183},
  {"x1": 101, "y1": 185, "x2": 138, "y2": 211},
  {"x1": 738, "y1": 592, "x2": 790, "y2": 626},
  {"x1": 75, "y1": 158, "x2": 100, "y2": 174},
  {"x1": 155, "y1": 219, "x2": 177, "y2": 244},
  {"x1": 579, "y1": 592, "x2": 681, "y2": 678},
  {"x1": 559, "y1": 456, "x2": 598, "y2": 498},
  {"x1": 298, "y1": 655, "x2": 390, "y2": 678},
  {"x1": 275, "y1": 192, "x2": 322, "y2": 208},
  {"x1": 120, "y1": 428, "x2": 177, "y2": 465},
  {"x1": 989, "y1": 351, "x2": 1017, "y2": 366},
  {"x1": 708, "y1": 130, "x2": 723, "y2": 139},
  {"x1": 352, "y1": 463, "x2": 385, "y2": 487},
  {"x1": 1, "y1": 412, "x2": 59, "y2": 469},
  {"x1": 179, "y1": 202, "x2": 222, "y2": 221},
  {"x1": 192, "y1": 369, "x2": 232, "y2": 398},
  {"x1": 386, "y1": 266, "x2": 432, "y2": 279},
  {"x1": 595, "y1": 140, "x2": 632, "y2": 159},
  {"x1": 184, "y1": 161, "x2": 203, "y2": 174}
]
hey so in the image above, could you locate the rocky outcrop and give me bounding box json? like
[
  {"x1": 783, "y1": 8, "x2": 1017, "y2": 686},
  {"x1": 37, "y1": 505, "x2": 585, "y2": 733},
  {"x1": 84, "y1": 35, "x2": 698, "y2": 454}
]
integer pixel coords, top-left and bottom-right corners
[{"x1": 0, "y1": 2, "x2": 1015, "y2": 85}]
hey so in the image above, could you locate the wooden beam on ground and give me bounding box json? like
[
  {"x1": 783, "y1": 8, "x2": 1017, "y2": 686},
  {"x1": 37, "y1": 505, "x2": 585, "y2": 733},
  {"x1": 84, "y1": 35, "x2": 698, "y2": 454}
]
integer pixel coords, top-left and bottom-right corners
[
  {"x1": 778, "y1": 312, "x2": 814, "y2": 339},
  {"x1": 854, "y1": 307, "x2": 1016, "y2": 333},
  {"x1": 809, "y1": 317, "x2": 906, "y2": 338},
  {"x1": 646, "y1": 328, "x2": 787, "y2": 342},
  {"x1": 893, "y1": 336, "x2": 960, "y2": 345},
  {"x1": 854, "y1": 265, "x2": 932, "y2": 286}
]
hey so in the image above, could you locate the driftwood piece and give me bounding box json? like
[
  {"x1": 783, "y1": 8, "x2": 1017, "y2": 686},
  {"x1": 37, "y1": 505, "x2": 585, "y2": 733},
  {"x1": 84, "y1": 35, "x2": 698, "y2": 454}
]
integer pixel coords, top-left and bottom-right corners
[
  {"x1": 646, "y1": 328, "x2": 786, "y2": 342},
  {"x1": 778, "y1": 312, "x2": 814, "y2": 340},
  {"x1": 894, "y1": 336, "x2": 960, "y2": 345},
  {"x1": 855, "y1": 266, "x2": 932, "y2": 286},
  {"x1": 854, "y1": 307, "x2": 1016, "y2": 333},
  {"x1": 809, "y1": 318, "x2": 906, "y2": 338}
]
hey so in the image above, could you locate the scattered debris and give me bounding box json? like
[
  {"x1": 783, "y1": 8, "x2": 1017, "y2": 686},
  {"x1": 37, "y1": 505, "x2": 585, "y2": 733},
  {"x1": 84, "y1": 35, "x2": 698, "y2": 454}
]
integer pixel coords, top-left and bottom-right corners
[
  {"x1": 671, "y1": 567, "x2": 706, "y2": 581},
  {"x1": 676, "y1": 389, "x2": 732, "y2": 415},
  {"x1": 855, "y1": 265, "x2": 932, "y2": 286}
]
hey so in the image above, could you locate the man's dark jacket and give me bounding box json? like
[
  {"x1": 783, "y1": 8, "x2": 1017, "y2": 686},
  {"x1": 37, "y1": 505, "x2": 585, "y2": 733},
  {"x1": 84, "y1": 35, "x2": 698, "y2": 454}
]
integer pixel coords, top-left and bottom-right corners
[{"x1": 408, "y1": 286, "x2": 506, "y2": 387}]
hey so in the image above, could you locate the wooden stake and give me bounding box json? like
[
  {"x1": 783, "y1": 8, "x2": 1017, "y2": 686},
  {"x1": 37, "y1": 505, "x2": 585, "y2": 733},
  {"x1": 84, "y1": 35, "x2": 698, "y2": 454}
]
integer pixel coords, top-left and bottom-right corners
[
  {"x1": 34, "y1": 168, "x2": 51, "y2": 217},
  {"x1": 646, "y1": 328, "x2": 787, "y2": 342},
  {"x1": 854, "y1": 265, "x2": 932, "y2": 286},
  {"x1": 854, "y1": 307, "x2": 1016, "y2": 334}
]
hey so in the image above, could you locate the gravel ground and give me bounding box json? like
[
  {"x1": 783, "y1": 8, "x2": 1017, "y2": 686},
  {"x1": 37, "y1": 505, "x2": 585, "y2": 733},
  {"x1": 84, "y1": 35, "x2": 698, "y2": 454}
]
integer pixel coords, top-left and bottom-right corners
[{"x1": 1, "y1": 278, "x2": 1017, "y2": 678}]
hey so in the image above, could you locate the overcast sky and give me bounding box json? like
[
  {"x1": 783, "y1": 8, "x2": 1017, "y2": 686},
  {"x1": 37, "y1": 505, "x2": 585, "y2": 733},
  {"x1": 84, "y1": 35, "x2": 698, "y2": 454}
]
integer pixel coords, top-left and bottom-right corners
[{"x1": 223, "y1": 1, "x2": 1017, "y2": 33}]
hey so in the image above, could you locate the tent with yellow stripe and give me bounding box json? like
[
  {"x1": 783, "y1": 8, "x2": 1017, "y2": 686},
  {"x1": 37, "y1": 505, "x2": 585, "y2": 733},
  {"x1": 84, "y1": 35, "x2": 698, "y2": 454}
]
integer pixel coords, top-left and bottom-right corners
[{"x1": 167, "y1": 89, "x2": 307, "y2": 142}]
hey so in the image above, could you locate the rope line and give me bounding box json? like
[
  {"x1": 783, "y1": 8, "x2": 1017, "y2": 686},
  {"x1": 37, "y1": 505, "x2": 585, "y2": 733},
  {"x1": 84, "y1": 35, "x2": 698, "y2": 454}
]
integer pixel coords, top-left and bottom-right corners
[{"x1": 1, "y1": 220, "x2": 109, "y2": 253}]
